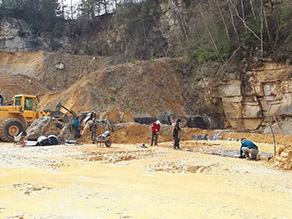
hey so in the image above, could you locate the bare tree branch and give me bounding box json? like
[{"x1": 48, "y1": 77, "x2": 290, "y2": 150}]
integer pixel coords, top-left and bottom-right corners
[
  {"x1": 200, "y1": 8, "x2": 225, "y2": 62},
  {"x1": 228, "y1": 1, "x2": 240, "y2": 42},
  {"x1": 249, "y1": 0, "x2": 256, "y2": 19},
  {"x1": 227, "y1": 0, "x2": 265, "y2": 44},
  {"x1": 216, "y1": 1, "x2": 230, "y2": 41}
]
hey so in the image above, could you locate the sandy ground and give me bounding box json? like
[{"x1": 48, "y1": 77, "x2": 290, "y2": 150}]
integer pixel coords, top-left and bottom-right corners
[{"x1": 0, "y1": 140, "x2": 292, "y2": 219}]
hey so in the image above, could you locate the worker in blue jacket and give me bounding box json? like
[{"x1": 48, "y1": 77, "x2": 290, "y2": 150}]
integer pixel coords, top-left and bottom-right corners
[
  {"x1": 73, "y1": 117, "x2": 81, "y2": 138},
  {"x1": 239, "y1": 138, "x2": 259, "y2": 160}
]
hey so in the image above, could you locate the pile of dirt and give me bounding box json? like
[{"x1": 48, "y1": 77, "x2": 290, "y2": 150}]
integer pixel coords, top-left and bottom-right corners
[
  {"x1": 100, "y1": 109, "x2": 121, "y2": 124},
  {"x1": 0, "y1": 73, "x2": 49, "y2": 102},
  {"x1": 119, "y1": 111, "x2": 135, "y2": 123},
  {"x1": 111, "y1": 123, "x2": 151, "y2": 144}
]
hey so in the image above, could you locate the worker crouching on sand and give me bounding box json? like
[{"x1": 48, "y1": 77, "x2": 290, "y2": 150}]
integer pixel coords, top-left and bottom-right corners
[
  {"x1": 151, "y1": 120, "x2": 161, "y2": 146},
  {"x1": 239, "y1": 138, "x2": 259, "y2": 160}
]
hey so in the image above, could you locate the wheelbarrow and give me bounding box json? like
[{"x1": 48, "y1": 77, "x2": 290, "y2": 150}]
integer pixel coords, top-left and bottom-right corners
[
  {"x1": 95, "y1": 131, "x2": 111, "y2": 147},
  {"x1": 13, "y1": 132, "x2": 25, "y2": 147}
]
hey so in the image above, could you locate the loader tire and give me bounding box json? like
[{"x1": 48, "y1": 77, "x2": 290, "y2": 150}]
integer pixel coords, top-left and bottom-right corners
[{"x1": 0, "y1": 118, "x2": 24, "y2": 142}]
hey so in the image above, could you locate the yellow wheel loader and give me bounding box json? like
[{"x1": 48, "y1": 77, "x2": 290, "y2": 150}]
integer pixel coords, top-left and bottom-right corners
[{"x1": 0, "y1": 94, "x2": 50, "y2": 142}]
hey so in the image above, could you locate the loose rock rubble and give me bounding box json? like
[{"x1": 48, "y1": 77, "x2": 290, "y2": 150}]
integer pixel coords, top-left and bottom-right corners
[
  {"x1": 13, "y1": 183, "x2": 52, "y2": 196},
  {"x1": 145, "y1": 159, "x2": 217, "y2": 174},
  {"x1": 272, "y1": 145, "x2": 292, "y2": 170},
  {"x1": 75, "y1": 148, "x2": 167, "y2": 164}
]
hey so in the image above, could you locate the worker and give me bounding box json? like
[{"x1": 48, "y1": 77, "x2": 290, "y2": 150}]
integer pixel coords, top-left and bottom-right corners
[
  {"x1": 173, "y1": 119, "x2": 182, "y2": 149},
  {"x1": 88, "y1": 119, "x2": 98, "y2": 144},
  {"x1": 73, "y1": 117, "x2": 80, "y2": 138},
  {"x1": 239, "y1": 138, "x2": 259, "y2": 160},
  {"x1": 150, "y1": 120, "x2": 161, "y2": 146},
  {"x1": 0, "y1": 94, "x2": 3, "y2": 106}
]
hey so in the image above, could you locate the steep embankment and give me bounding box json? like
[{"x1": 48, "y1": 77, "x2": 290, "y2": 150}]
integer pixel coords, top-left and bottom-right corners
[
  {"x1": 0, "y1": 51, "x2": 191, "y2": 119},
  {"x1": 0, "y1": 51, "x2": 44, "y2": 77},
  {"x1": 0, "y1": 73, "x2": 49, "y2": 103},
  {"x1": 39, "y1": 58, "x2": 188, "y2": 117},
  {"x1": 0, "y1": 51, "x2": 113, "y2": 92}
]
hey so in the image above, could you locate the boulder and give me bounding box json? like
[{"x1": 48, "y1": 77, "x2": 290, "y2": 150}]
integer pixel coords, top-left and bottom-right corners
[
  {"x1": 264, "y1": 120, "x2": 292, "y2": 135},
  {"x1": 279, "y1": 93, "x2": 292, "y2": 116},
  {"x1": 273, "y1": 145, "x2": 292, "y2": 170},
  {"x1": 186, "y1": 116, "x2": 210, "y2": 129},
  {"x1": 158, "y1": 112, "x2": 171, "y2": 125},
  {"x1": 134, "y1": 117, "x2": 157, "y2": 125},
  {"x1": 26, "y1": 116, "x2": 60, "y2": 140}
]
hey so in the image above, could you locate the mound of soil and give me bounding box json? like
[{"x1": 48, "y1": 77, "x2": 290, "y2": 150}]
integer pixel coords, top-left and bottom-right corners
[
  {"x1": 100, "y1": 109, "x2": 121, "y2": 124},
  {"x1": 0, "y1": 73, "x2": 49, "y2": 102},
  {"x1": 120, "y1": 111, "x2": 134, "y2": 123}
]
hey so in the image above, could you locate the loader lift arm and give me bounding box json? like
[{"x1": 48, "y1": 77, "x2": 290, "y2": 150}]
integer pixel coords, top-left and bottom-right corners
[{"x1": 56, "y1": 103, "x2": 78, "y2": 118}]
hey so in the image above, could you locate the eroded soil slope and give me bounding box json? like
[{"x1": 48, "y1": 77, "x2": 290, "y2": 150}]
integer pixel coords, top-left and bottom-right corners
[
  {"x1": 0, "y1": 73, "x2": 49, "y2": 103},
  {"x1": 38, "y1": 58, "x2": 188, "y2": 117},
  {"x1": 0, "y1": 51, "x2": 113, "y2": 92}
]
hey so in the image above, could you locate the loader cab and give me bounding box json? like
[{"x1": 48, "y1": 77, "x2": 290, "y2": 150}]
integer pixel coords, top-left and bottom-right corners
[{"x1": 13, "y1": 95, "x2": 38, "y2": 124}]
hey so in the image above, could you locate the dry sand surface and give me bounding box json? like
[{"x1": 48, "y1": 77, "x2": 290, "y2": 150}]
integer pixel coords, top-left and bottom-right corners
[{"x1": 0, "y1": 140, "x2": 292, "y2": 218}]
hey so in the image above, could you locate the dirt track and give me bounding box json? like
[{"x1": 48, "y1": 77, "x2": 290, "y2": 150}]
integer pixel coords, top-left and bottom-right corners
[{"x1": 0, "y1": 140, "x2": 292, "y2": 218}]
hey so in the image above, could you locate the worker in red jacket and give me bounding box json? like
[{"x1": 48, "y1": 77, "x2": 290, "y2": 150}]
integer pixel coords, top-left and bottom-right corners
[{"x1": 151, "y1": 120, "x2": 161, "y2": 146}]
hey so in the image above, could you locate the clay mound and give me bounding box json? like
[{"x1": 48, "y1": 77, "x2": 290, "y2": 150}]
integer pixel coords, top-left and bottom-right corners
[
  {"x1": 0, "y1": 73, "x2": 49, "y2": 102},
  {"x1": 120, "y1": 111, "x2": 134, "y2": 123},
  {"x1": 272, "y1": 145, "x2": 292, "y2": 170},
  {"x1": 38, "y1": 58, "x2": 187, "y2": 117},
  {"x1": 100, "y1": 109, "x2": 121, "y2": 124},
  {"x1": 111, "y1": 123, "x2": 150, "y2": 144}
]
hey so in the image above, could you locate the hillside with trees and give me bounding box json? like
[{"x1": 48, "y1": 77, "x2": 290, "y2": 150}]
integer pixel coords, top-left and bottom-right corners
[
  {"x1": 1, "y1": 0, "x2": 292, "y2": 132},
  {"x1": 1, "y1": 0, "x2": 292, "y2": 61}
]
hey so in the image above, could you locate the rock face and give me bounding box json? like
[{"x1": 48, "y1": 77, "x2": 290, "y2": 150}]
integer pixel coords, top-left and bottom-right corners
[
  {"x1": 217, "y1": 60, "x2": 292, "y2": 131},
  {"x1": 0, "y1": 18, "x2": 34, "y2": 52}
]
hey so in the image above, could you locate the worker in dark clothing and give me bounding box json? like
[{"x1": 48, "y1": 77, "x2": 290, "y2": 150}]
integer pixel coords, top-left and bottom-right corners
[
  {"x1": 88, "y1": 119, "x2": 98, "y2": 143},
  {"x1": 239, "y1": 138, "x2": 259, "y2": 160},
  {"x1": 0, "y1": 94, "x2": 3, "y2": 106},
  {"x1": 173, "y1": 119, "x2": 182, "y2": 150}
]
